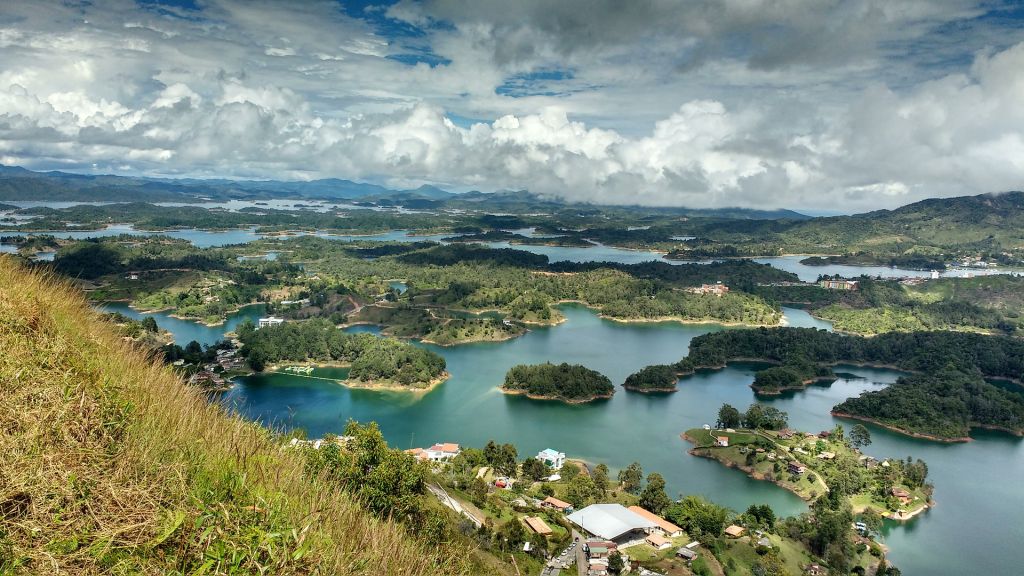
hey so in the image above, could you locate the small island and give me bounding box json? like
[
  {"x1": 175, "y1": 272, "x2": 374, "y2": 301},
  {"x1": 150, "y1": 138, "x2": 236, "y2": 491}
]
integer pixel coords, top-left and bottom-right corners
[
  {"x1": 237, "y1": 318, "x2": 448, "y2": 391},
  {"x1": 622, "y1": 364, "x2": 679, "y2": 392},
  {"x1": 684, "y1": 407, "x2": 933, "y2": 521},
  {"x1": 502, "y1": 362, "x2": 614, "y2": 403}
]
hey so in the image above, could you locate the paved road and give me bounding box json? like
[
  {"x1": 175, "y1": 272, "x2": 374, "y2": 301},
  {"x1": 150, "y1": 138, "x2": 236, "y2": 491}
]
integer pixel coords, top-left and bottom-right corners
[{"x1": 541, "y1": 534, "x2": 579, "y2": 576}]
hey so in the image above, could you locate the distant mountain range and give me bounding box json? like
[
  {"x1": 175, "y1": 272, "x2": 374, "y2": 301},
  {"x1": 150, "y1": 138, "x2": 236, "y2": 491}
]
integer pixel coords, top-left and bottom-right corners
[{"x1": 0, "y1": 164, "x2": 807, "y2": 220}]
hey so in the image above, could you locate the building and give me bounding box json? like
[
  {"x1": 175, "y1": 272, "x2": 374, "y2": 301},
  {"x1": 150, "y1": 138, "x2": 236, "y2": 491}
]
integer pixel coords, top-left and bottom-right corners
[
  {"x1": 257, "y1": 316, "x2": 284, "y2": 329},
  {"x1": 676, "y1": 547, "x2": 697, "y2": 562},
  {"x1": 423, "y1": 443, "x2": 460, "y2": 461},
  {"x1": 891, "y1": 487, "x2": 913, "y2": 505},
  {"x1": 627, "y1": 506, "x2": 683, "y2": 537},
  {"x1": 818, "y1": 279, "x2": 858, "y2": 290},
  {"x1": 724, "y1": 525, "x2": 746, "y2": 538},
  {"x1": 536, "y1": 448, "x2": 566, "y2": 470},
  {"x1": 567, "y1": 504, "x2": 656, "y2": 545},
  {"x1": 716, "y1": 436, "x2": 730, "y2": 447},
  {"x1": 541, "y1": 496, "x2": 574, "y2": 514},
  {"x1": 523, "y1": 516, "x2": 553, "y2": 536},
  {"x1": 585, "y1": 539, "x2": 618, "y2": 559},
  {"x1": 930, "y1": 270, "x2": 940, "y2": 279},
  {"x1": 689, "y1": 281, "x2": 729, "y2": 296},
  {"x1": 788, "y1": 461, "x2": 807, "y2": 475},
  {"x1": 645, "y1": 532, "x2": 672, "y2": 550}
]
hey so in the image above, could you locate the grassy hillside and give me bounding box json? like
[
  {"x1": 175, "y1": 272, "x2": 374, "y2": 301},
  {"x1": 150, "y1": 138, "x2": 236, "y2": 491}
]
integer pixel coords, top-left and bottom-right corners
[{"x1": 0, "y1": 256, "x2": 478, "y2": 575}]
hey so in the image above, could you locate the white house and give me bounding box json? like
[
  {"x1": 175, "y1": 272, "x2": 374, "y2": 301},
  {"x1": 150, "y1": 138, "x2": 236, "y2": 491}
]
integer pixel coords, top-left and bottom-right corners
[
  {"x1": 257, "y1": 316, "x2": 284, "y2": 329},
  {"x1": 536, "y1": 448, "x2": 566, "y2": 470},
  {"x1": 423, "y1": 443, "x2": 461, "y2": 462}
]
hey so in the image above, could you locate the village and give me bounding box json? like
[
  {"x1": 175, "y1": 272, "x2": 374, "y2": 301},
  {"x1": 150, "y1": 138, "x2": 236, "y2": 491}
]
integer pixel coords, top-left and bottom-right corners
[{"x1": 390, "y1": 439, "x2": 887, "y2": 576}]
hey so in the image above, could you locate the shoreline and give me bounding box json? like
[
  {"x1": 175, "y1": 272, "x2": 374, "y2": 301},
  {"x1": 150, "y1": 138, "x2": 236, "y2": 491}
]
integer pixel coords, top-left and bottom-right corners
[
  {"x1": 830, "y1": 412, "x2": 974, "y2": 443},
  {"x1": 268, "y1": 362, "x2": 450, "y2": 393},
  {"x1": 500, "y1": 387, "x2": 614, "y2": 404}
]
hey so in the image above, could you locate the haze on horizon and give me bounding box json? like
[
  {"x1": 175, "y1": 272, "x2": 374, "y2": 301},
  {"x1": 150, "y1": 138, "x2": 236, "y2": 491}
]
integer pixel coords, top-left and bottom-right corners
[{"x1": 1, "y1": 0, "x2": 1023, "y2": 211}]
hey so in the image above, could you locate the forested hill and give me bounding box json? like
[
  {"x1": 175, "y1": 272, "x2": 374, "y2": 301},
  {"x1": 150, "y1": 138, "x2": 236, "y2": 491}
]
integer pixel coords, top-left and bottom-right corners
[
  {"x1": 672, "y1": 327, "x2": 1024, "y2": 439},
  {"x1": 778, "y1": 191, "x2": 1024, "y2": 251}
]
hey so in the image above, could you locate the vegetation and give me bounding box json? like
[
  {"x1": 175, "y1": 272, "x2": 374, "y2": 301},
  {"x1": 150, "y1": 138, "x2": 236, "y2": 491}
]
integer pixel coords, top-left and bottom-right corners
[
  {"x1": 237, "y1": 319, "x2": 447, "y2": 388},
  {"x1": 834, "y1": 367, "x2": 1024, "y2": 440},
  {"x1": 622, "y1": 364, "x2": 678, "y2": 392},
  {"x1": 502, "y1": 362, "x2": 614, "y2": 402},
  {"x1": 672, "y1": 327, "x2": 1024, "y2": 438},
  {"x1": 0, "y1": 256, "x2": 479, "y2": 574}
]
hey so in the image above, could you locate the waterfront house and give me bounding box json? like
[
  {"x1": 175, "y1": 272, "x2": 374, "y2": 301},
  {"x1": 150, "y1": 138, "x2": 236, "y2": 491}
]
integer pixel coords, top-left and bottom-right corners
[
  {"x1": 523, "y1": 516, "x2": 553, "y2": 536},
  {"x1": 257, "y1": 316, "x2": 284, "y2": 329},
  {"x1": 536, "y1": 448, "x2": 566, "y2": 470},
  {"x1": 818, "y1": 279, "x2": 858, "y2": 290},
  {"x1": 627, "y1": 505, "x2": 684, "y2": 537},
  {"x1": 891, "y1": 487, "x2": 913, "y2": 505},
  {"x1": 541, "y1": 496, "x2": 574, "y2": 513},
  {"x1": 788, "y1": 461, "x2": 807, "y2": 475},
  {"x1": 423, "y1": 443, "x2": 460, "y2": 462},
  {"x1": 724, "y1": 525, "x2": 746, "y2": 538},
  {"x1": 716, "y1": 436, "x2": 730, "y2": 447}
]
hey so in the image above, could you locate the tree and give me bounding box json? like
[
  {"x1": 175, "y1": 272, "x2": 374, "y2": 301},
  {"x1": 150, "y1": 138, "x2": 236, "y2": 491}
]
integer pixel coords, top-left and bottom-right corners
[
  {"x1": 566, "y1": 475, "x2": 598, "y2": 509},
  {"x1": 831, "y1": 424, "x2": 845, "y2": 443},
  {"x1": 618, "y1": 461, "x2": 643, "y2": 494},
  {"x1": 561, "y1": 461, "x2": 581, "y2": 481},
  {"x1": 664, "y1": 496, "x2": 728, "y2": 537},
  {"x1": 639, "y1": 473, "x2": 671, "y2": 515},
  {"x1": 608, "y1": 551, "x2": 625, "y2": 574},
  {"x1": 717, "y1": 403, "x2": 742, "y2": 428},
  {"x1": 469, "y1": 477, "x2": 488, "y2": 506},
  {"x1": 592, "y1": 463, "x2": 610, "y2": 495},
  {"x1": 849, "y1": 424, "x2": 872, "y2": 449},
  {"x1": 141, "y1": 316, "x2": 159, "y2": 333},
  {"x1": 522, "y1": 457, "x2": 548, "y2": 481}
]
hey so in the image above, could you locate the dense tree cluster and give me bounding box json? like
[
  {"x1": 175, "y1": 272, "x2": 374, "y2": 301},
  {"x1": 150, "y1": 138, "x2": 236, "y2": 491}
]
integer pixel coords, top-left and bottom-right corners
[
  {"x1": 679, "y1": 327, "x2": 1024, "y2": 437},
  {"x1": 502, "y1": 362, "x2": 614, "y2": 402},
  {"x1": 622, "y1": 364, "x2": 678, "y2": 392},
  {"x1": 834, "y1": 367, "x2": 1024, "y2": 438},
  {"x1": 715, "y1": 403, "x2": 788, "y2": 430},
  {"x1": 237, "y1": 319, "x2": 446, "y2": 387}
]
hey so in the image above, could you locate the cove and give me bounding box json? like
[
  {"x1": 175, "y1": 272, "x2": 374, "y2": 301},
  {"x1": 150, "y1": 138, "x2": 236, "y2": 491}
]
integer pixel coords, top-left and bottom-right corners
[{"x1": 97, "y1": 301, "x2": 266, "y2": 347}]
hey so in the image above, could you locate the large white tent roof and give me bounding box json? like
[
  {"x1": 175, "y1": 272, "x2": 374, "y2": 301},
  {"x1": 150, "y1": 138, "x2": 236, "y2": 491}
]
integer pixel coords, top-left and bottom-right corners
[{"x1": 566, "y1": 504, "x2": 656, "y2": 540}]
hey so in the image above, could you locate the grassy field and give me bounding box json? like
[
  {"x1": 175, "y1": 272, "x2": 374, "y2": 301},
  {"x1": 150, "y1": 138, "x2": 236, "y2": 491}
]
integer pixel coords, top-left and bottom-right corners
[{"x1": 0, "y1": 256, "x2": 482, "y2": 575}]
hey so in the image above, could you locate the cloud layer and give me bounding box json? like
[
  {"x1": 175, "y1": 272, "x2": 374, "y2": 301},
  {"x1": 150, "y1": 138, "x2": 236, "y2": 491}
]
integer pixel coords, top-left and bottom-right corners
[{"x1": 1, "y1": 0, "x2": 1023, "y2": 210}]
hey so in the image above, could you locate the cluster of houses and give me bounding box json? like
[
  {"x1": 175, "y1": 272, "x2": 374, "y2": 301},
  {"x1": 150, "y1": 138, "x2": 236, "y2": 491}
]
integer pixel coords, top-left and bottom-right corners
[{"x1": 687, "y1": 281, "x2": 730, "y2": 296}]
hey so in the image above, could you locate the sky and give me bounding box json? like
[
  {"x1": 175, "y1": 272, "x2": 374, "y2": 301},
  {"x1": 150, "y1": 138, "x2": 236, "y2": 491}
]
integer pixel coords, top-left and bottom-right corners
[{"x1": 1, "y1": 1, "x2": 1023, "y2": 211}]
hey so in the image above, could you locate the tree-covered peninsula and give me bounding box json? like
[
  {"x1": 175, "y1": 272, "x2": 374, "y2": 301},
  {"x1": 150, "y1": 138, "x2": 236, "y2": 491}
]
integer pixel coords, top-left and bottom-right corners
[
  {"x1": 502, "y1": 362, "x2": 614, "y2": 403},
  {"x1": 653, "y1": 327, "x2": 1024, "y2": 440},
  {"x1": 237, "y1": 319, "x2": 447, "y2": 390}
]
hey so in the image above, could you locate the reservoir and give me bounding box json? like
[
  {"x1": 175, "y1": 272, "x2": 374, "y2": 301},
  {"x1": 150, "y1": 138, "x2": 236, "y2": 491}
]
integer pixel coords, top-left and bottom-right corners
[{"x1": 190, "y1": 303, "x2": 1020, "y2": 576}]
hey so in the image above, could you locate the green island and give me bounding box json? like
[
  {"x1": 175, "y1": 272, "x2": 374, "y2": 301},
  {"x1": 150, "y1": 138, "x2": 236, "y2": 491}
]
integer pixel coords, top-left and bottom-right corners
[
  {"x1": 236, "y1": 318, "x2": 448, "y2": 391},
  {"x1": 350, "y1": 302, "x2": 528, "y2": 345},
  {"x1": 502, "y1": 362, "x2": 615, "y2": 403},
  {"x1": 684, "y1": 405, "x2": 932, "y2": 521},
  {"x1": 622, "y1": 364, "x2": 680, "y2": 393},
  {"x1": 634, "y1": 327, "x2": 1024, "y2": 440}
]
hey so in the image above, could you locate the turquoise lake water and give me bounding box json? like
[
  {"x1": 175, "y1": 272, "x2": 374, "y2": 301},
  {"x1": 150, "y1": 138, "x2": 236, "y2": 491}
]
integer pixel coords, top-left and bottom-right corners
[{"x1": 110, "y1": 301, "x2": 1021, "y2": 576}]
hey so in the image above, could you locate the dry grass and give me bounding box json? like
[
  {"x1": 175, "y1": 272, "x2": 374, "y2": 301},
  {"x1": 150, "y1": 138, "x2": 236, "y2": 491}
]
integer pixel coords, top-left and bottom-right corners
[{"x1": 0, "y1": 256, "x2": 478, "y2": 575}]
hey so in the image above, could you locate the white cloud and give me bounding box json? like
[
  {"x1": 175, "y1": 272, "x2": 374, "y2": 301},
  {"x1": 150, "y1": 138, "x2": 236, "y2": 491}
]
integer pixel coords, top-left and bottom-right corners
[{"x1": 0, "y1": 0, "x2": 1022, "y2": 211}]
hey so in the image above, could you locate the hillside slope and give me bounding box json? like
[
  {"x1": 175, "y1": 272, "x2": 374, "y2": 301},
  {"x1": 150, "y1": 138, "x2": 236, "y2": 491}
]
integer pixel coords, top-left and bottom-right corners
[{"x1": 0, "y1": 256, "x2": 476, "y2": 575}]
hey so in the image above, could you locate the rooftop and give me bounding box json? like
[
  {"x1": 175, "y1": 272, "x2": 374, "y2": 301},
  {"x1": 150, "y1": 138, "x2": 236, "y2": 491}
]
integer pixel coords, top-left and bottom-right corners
[
  {"x1": 627, "y1": 506, "x2": 683, "y2": 535},
  {"x1": 567, "y1": 504, "x2": 656, "y2": 541}
]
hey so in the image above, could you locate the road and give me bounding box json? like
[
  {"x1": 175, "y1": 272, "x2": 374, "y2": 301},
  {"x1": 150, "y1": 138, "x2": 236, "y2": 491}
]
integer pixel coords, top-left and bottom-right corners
[
  {"x1": 427, "y1": 483, "x2": 484, "y2": 528},
  {"x1": 541, "y1": 533, "x2": 580, "y2": 576}
]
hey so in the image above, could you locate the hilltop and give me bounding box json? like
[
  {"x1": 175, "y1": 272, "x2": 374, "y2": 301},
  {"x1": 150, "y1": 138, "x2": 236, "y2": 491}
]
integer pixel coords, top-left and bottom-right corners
[{"x1": 0, "y1": 256, "x2": 483, "y2": 575}]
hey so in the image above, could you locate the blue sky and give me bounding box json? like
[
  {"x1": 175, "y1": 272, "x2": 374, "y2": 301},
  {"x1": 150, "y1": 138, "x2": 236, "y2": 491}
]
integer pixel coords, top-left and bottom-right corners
[{"x1": 1, "y1": 0, "x2": 1023, "y2": 210}]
